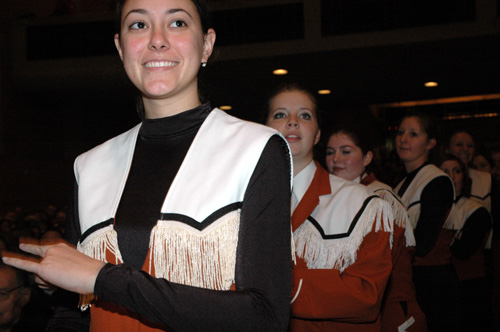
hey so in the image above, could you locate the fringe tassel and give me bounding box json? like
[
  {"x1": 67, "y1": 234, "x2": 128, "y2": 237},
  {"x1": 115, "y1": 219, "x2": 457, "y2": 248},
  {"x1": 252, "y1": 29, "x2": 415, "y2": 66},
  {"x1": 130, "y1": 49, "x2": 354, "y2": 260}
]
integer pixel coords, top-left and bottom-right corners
[
  {"x1": 290, "y1": 225, "x2": 297, "y2": 264},
  {"x1": 76, "y1": 225, "x2": 122, "y2": 310},
  {"x1": 376, "y1": 190, "x2": 416, "y2": 247},
  {"x1": 150, "y1": 211, "x2": 240, "y2": 291},
  {"x1": 376, "y1": 190, "x2": 408, "y2": 228},
  {"x1": 294, "y1": 198, "x2": 392, "y2": 272}
]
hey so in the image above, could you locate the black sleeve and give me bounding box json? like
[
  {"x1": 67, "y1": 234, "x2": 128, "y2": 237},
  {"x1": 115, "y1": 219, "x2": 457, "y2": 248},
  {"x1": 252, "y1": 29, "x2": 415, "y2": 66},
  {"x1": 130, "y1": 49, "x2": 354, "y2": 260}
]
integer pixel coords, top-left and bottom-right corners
[
  {"x1": 46, "y1": 179, "x2": 91, "y2": 332},
  {"x1": 451, "y1": 207, "x2": 492, "y2": 260},
  {"x1": 490, "y1": 177, "x2": 500, "y2": 234},
  {"x1": 64, "y1": 179, "x2": 82, "y2": 246},
  {"x1": 414, "y1": 176, "x2": 454, "y2": 257},
  {"x1": 93, "y1": 135, "x2": 293, "y2": 332}
]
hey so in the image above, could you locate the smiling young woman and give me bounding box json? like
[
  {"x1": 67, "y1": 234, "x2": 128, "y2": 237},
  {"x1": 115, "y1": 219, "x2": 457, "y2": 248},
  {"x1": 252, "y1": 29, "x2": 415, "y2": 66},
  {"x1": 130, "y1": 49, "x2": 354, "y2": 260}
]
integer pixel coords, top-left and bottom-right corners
[
  {"x1": 266, "y1": 84, "x2": 393, "y2": 332},
  {"x1": 2, "y1": 1, "x2": 293, "y2": 331}
]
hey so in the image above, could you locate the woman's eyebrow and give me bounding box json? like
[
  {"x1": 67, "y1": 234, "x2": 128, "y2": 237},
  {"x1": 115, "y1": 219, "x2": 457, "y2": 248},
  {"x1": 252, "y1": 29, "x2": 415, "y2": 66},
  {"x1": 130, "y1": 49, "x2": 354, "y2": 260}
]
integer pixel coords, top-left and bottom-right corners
[
  {"x1": 123, "y1": 8, "x2": 148, "y2": 21},
  {"x1": 123, "y1": 8, "x2": 193, "y2": 20},
  {"x1": 166, "y1": 8, "x2": 193, "y2": 19}
]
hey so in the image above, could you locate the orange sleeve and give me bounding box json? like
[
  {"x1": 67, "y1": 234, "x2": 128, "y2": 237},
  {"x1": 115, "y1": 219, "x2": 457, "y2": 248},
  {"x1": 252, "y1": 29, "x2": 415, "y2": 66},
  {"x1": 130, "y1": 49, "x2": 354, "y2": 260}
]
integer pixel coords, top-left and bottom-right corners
[{"x1": 291, "y1": 228, "x2": 392, "y2": 323}]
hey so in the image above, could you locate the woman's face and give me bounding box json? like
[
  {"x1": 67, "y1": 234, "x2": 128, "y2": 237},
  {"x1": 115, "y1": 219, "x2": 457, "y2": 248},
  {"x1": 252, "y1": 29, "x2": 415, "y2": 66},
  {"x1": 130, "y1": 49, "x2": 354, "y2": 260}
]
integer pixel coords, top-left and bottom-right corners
[
  {"x1": 325, "y1": 133, "x2": 372, "y2": 181},
  {"x1": 114, "y1": 0, "x2": 215, "y2": 103},
  {"x1": 447, "y1": 132, "x2": 475, "y2": 165},
  {"x1": 395, "y1": 116, "x2": 435, "y2": 171},
  {"x1": 267, "y1": 90, "x2": 320, "y2": 165},
  {"x1": 440, "y1": 160, "x2": 464, "y2": 196},
  {"x1": 472, "y1": 154, "x2": 491, "y2": 173}
]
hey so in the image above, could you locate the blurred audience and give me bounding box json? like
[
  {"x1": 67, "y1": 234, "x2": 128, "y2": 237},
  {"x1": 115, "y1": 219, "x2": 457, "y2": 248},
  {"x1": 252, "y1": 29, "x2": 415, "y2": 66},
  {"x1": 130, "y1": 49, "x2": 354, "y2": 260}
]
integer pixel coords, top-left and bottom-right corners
[{"x1": 0, "y1": 204, "x2": 67, "y2": 332}]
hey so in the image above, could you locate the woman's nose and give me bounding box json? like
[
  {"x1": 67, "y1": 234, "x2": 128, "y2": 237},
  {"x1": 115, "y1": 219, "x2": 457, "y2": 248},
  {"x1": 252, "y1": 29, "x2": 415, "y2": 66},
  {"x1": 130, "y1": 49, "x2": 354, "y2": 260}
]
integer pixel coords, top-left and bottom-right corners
[
  {"x1": 286, "y1": 118, "x2": 299, "y2": 128},
  {"x1": 149, "y1": 28, "x2": 169, "y2": 51},
  {"x1": 399, "y1": 133, "x2": 407, "y2": 143}
]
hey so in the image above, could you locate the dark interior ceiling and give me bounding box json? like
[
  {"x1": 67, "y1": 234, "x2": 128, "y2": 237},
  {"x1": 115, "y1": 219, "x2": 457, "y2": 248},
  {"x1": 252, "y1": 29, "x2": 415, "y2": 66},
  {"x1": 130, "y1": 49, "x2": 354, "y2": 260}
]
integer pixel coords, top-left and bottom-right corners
[
  {"x1": 8, "y1": 2, "x2": 500, "y2": 142},
  {"x1": 204, "y1": 33, "x2": 500, "y2": 121},
  {"x1": 15, "y1": 33, "x2": 500, "y2": 123}
]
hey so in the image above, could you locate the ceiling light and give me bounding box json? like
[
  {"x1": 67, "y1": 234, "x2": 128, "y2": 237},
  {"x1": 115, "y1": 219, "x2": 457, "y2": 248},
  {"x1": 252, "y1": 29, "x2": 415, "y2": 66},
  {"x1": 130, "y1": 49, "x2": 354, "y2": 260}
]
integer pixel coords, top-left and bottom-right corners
[
  {"x1": 318, "y1": 89, "x2": 331, "y2": 95},
  {"x1": 443, "y1": 112, "x2": 498, "y2": 120},
  {"x1": 374, "y1": 93, "x2": 500, "y2": 108},
  {"x1": 219, "y1": 105, "x2": 232, "y2": 111},
  {"x1": 273, "y1": 69, "x2": 288, "y2": 75},
  {"x1": 424, "y1": 81, "x2": 438, "y2": 87}
]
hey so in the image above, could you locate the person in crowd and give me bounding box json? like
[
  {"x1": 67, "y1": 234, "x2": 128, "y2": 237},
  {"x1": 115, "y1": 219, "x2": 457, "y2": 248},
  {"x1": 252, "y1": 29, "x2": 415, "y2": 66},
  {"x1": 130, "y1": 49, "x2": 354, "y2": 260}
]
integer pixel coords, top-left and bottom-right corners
[
  {"x1": 471, "y1": 151, "x2": 492, "y2": 174},
  {"x1": 393, "y1": 111, "x2": 457, "y2": 332},
  {"x1": 326, "y1": 122, "x2": 427, "y2": 332},
  {"x1": 445, "y1": 130, "x2": 493, "y2": 211},
  {"x1": 438, "y1": 154, "x2": 493, "y2": 332},
  {"x1": 0, "y1": 263, "x2": 31, "y2": 332},
  {"x1": 3, "y1": 1, "x2": 293, "y2": 331},
  {"x1": 266, "y1": 84, "x2": 393, "y2": 331},
  {"x1": 444, "y1": 130, "x2": 500, "y2": 329},
  {"x1": 491, "y1": 146, "x2": 500, "y2": 184}
]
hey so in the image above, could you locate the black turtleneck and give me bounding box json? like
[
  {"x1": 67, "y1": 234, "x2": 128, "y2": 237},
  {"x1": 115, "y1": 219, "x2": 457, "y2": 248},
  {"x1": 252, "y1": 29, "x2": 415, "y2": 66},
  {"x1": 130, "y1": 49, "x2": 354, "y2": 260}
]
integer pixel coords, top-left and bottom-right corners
[{"x1": 115, "y1": 103, "x2": 211, "y2": 269}]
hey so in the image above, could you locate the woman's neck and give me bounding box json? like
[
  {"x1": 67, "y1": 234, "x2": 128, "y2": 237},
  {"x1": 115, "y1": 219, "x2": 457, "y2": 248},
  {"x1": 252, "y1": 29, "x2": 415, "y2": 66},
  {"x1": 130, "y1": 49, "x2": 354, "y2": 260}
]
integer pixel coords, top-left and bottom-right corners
[
  {"x1": 143, "y1": 91, "x2": 201, "y2": 119},
  {"x1": 293, "y1": 158, "x2": 313, "y2": 177},
  {"x1": 404, "y1": 156, "x2": 428, "y2": 173}
]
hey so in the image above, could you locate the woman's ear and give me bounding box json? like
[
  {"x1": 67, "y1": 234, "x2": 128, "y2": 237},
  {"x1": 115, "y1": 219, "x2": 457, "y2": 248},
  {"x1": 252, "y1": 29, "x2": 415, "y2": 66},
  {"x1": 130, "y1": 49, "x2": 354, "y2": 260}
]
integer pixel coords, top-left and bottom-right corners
[
  {"x1": 426, "y1": 138, "x2": 437, "y2": 151},
  {"x1": 201, "y1": 29, "x2": 216, "y2": 63},
  {"x1": 314, "y1": 129, "x2": 321, "y2": 145},
  {"x1": 363, "y1": 151, "x2": 373, "y2": 167},
  {"x1": 114, "y1": 34, "x2": 123, "y2": 61}
]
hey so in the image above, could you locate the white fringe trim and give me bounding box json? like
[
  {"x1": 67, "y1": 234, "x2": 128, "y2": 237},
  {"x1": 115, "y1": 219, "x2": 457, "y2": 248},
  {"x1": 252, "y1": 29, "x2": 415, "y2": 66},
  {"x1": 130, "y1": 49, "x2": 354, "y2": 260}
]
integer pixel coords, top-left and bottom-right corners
[
  {"x1": 150, "y1": 211, "x2": 240, "y2": 291},
  {"x1": 291, "y1": 225, "x2": 297, "y2": 264},
  {"x1": 294, "y1": 198, "x2": 392, "y2": 272},
  {"x1": 376, "y1": 190, "x2": 416, "y2": 247},
  {"x1": 76, "y1": 224, "x2": 123, "y2": 310}
]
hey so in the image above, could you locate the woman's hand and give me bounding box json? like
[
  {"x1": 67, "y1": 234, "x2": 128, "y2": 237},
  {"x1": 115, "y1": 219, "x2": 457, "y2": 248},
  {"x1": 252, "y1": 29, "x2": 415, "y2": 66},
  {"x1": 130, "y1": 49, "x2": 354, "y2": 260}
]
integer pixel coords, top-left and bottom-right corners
[{"x1": 2, "y1": 239, "x2": 105, "y2": 295}]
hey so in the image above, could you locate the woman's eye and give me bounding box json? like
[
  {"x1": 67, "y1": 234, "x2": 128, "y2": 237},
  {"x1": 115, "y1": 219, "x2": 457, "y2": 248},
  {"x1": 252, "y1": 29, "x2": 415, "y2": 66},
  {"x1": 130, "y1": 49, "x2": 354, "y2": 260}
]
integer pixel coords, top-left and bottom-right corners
[
  {"x1": 396, "y1": 130, "x2": 403, "y2": 136},
  {"x1": 300, "y1": 113, "x2": 312, "y2": 120},
  {"x1": 273, "y1": 112, "x2": 285, "y2": 119},
  {"x1": 410, "y1": 132, "x2": 418, "y2": 138},
  {"x1": 326, "y1": 150, "x2": 335, "y2": 156},
  {"x1": 130, "y1": 21, "x2": 147, "y2": 29},
  {"x1": 342, "y1": 150, "x2": 351, "y2": 155},
  {"x1": 170, "y1": 20, "x2": 186, "y2": 28}
]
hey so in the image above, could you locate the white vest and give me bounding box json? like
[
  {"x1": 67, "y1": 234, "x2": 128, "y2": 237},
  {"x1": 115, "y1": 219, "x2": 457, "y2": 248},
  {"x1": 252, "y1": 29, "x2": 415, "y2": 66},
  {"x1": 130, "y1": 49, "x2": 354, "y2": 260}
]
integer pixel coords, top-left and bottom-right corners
[
  {"x1": 469, "y1": 168, "x2": 492, "y2": 212},
  {"x1": 452, "y1": 197, "x2": 490, "y2": 235},
  {"x1": 367, "y1": 180, "x2": 415, "y2": 247},
  {"x1": 394, "y1": 164, "x2": 455, "y2": 230},
  {"x1": 74, "y1": 108, "x2": 290, "y2": 293},
  {"x1": 294, "y1": 166, "x2": 393, "y2": 272}
]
